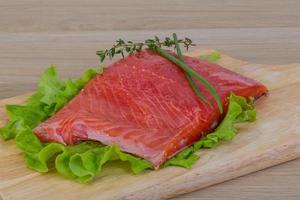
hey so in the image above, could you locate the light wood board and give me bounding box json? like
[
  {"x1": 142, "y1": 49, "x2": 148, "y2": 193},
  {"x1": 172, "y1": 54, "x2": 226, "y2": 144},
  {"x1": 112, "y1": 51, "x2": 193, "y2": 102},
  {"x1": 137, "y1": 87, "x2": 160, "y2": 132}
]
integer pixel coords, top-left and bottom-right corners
[{"x1": 0, "y1": 50, "x2": 299, "y2": 200}]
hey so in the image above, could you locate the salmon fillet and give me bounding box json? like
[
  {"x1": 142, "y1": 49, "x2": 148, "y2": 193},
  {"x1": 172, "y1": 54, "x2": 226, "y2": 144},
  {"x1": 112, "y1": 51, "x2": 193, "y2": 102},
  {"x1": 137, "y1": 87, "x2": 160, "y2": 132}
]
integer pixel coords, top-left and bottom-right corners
[{"x1": 34, "y1": 50, "x2": 267, "y2": 167}]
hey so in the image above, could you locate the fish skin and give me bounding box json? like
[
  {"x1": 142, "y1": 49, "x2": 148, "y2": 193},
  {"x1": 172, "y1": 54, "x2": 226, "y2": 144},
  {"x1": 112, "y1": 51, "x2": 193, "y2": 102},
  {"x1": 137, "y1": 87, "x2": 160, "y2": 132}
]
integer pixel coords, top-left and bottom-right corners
[{"x1": 34, "y1": 50, "x2": 267, "y2": 167}]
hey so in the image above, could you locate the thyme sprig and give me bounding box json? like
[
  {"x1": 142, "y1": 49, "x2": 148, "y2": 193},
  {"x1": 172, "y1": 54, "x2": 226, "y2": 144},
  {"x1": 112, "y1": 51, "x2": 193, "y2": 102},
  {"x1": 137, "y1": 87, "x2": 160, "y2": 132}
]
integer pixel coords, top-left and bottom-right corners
[
  {"x1": 96, "y1": 34, "x2": 223, "y2": 113},
  {"x1": 96, "y1": 36, "x2": 195, "y2": 62}
]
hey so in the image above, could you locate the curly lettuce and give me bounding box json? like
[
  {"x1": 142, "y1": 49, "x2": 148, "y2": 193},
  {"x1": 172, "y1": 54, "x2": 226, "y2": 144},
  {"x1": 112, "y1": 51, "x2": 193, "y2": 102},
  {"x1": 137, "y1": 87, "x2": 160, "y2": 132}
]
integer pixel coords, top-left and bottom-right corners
[
  {"x1": 200, "y1": 50, "x2": 222, "y2": 63},
  {"x1": 0, "y1": 65, "x2": 256, "y2": 183}
]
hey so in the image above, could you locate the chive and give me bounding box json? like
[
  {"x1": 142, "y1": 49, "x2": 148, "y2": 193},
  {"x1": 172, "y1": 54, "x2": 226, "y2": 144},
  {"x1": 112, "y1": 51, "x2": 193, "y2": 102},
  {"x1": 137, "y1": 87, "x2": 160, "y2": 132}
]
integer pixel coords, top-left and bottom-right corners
[
  {"x1": 155, "y1": 47, "x2": 223, "y2": 113},
  {"x1": 172, "y1": 33, "x2": 210, "y2": 105}
]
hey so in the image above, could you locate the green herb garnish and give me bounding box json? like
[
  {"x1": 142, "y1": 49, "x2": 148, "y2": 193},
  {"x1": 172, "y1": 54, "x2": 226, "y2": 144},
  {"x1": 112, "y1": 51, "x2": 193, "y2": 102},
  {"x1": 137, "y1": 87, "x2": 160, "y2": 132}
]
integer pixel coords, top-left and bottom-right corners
[
  {"x1": 173, "y1": 33, "x2": 210, "y2": 105},
  {"x1": 96, "y1": 33, "x2": 223, "y2": 113}
]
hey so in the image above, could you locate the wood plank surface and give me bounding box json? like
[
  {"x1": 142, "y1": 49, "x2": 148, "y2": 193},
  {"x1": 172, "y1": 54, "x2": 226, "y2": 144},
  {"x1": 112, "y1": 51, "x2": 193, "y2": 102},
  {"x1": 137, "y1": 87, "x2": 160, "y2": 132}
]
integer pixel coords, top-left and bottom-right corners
[
  {"x1": 0, "y1": 0, "x2": 299, "y2": 199},
  {"x1": 0, "y1": 50, "x2": 299, "y2": 200}
]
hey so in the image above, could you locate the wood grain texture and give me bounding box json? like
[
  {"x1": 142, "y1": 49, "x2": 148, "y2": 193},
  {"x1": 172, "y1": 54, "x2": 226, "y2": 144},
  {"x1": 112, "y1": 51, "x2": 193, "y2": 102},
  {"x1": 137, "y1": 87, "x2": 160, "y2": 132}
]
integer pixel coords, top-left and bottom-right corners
[
  {"x1": 0, "y1": 0, "x2": 299, "y2": 33},
  {"x1": 0, "y1": 0, "x2": 300, "y2": 199},
  {"x1": 0, "y1": 50, "x2": 299, "y2": 200}
]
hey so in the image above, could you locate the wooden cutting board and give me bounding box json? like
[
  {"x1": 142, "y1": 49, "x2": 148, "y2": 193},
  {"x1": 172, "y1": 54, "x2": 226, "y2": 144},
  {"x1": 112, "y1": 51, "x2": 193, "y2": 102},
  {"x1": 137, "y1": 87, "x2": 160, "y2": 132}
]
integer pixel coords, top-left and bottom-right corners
[{"x1": 0, "y1": 50, "x2": 299, "y2": 200}]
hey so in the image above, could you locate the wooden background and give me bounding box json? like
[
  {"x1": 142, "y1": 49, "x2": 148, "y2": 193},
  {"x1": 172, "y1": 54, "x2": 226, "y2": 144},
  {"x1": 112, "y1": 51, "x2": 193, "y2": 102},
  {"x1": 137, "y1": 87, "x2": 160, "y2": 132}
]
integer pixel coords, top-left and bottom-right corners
[{"x1": 0, "y1": 0, "x2": 299, "y2": 199}]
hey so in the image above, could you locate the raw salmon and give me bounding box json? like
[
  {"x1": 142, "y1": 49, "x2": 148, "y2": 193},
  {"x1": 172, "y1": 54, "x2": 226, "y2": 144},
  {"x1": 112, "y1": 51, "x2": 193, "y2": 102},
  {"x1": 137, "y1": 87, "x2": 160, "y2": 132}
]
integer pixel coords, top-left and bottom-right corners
[{"x1": 34, "y1": 50, "x2": 267, "y2": 167}]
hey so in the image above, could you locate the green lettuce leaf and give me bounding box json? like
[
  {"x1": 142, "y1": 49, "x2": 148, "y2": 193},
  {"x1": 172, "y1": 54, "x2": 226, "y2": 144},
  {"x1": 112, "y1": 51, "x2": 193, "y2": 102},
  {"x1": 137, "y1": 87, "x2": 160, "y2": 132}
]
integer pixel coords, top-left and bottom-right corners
[
  {"x1": 164, "y1": 94, "x2": 256, "y2": 168},
  {"x1": 0, "y1": 64, "x2": 256, "y2": 183},
  {"x1": 200, "y1": 50, "x2": 221, "y2": 63}
]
